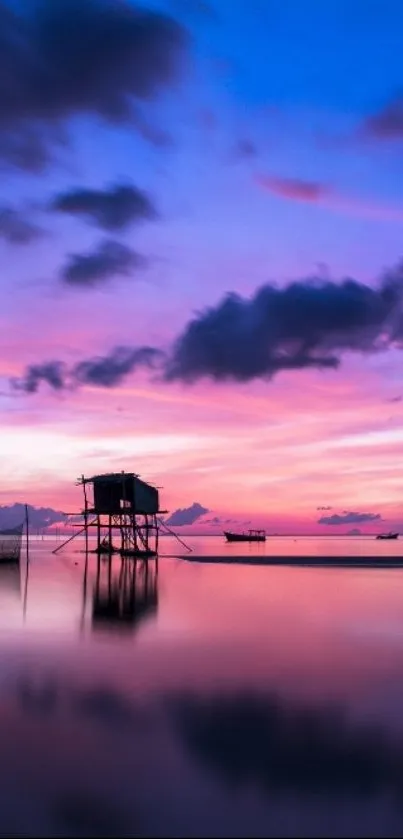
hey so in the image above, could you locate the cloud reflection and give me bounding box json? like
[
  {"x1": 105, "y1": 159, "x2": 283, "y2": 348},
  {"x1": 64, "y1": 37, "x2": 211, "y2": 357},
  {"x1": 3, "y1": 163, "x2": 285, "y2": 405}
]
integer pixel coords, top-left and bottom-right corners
[
  {"x1": 168, "y1": 691, "x2": 403, "y2": 800},
  {"x1": 73, "y1": 687, "x2": 135, "y2": 729}
]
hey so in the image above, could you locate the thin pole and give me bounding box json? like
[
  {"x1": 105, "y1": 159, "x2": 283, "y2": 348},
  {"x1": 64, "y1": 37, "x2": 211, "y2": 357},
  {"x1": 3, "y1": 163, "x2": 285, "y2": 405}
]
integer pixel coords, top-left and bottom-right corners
[
  {"x1": 25, "y1": 504, "x2": 29, "y2": 555},
  {"x1": 157, "y1": 517, "x2": 192, "y2": 552},
  {"x1": 155, "y1": 513, "x2": 159, "y2": 556},
  {"x1": 23, "y1": 504, "x2": 29, "y2": 621}
]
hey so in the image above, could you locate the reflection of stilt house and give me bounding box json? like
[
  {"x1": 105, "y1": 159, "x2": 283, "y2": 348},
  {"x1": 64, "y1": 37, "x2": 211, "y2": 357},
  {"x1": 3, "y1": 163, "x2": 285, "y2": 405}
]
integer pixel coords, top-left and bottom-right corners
[
  {"x1": 92, "y1": 554, "x2": 158, "y2": 633},
  {"x1": 80, "y1": 472, "x2": 160, "y2": 557},
  {"x1": 0, "y1": 562, "x2": 21, "y2": 627}
]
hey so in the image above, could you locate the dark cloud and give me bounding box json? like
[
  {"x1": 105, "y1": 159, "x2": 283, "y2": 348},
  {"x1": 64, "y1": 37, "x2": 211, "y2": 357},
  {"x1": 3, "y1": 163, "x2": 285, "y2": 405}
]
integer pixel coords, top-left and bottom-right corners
[
  {"x1": 11, "y1": 361, "x2": 65, "y2": 393},
  {"x1": 386, "y1": 395, "x2": 402, "y2": 403},
  {"x1": 12, "y1": 264, "x2": 403, "y2": 392},
  {"x1": 131, "y1": 110, "x2": 173, "y2": 147},
  {"x1": 12, "y1": 347, "x2": 162, "y2": 393},
  {"x1": 165, "y1": 272, "x2": 403, "y2": 383},
  {"x1": 317, "y1": 505, "x2": 333, "y2": 511},
  {"x1": 61, "y1": 240, "x2": 146, "y2": 287},
  {"x1": 318, "y1": 511, "x2": 382, "y2": 526},
  {"x1": 51, "y1": 183, "x2": 158, "y2": 232},
  {"x1": 0, "y1": 207, "x2": 43, "y2": 244},
  {"x1": 0, "y1": 0, "x2": 188, "y2": 170},
  {"x1": 73, "y1": 346, "x2": 163, "y2": 387},
  {"x1": 256, "y1": 174, "x2": 330, "y2": 202},
  {"x1": 165, "y1": 502, "x2": 209, "y2": 526},
  {"x1": 362, "y1": 96, "x2": 403, "y2": 141},
  {"x1": 347, "y1": 528, "x2": 362, "y2": 536},
  {"x1": 0, "y1": 125, "x2": 60, "y2": 172}
]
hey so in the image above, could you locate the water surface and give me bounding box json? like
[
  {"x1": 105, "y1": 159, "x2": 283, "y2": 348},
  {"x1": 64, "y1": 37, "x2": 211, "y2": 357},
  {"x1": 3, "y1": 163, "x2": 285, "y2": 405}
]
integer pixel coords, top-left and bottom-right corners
[{"x1": 2, "y1": 535, "x2": 403, "y2": 836}]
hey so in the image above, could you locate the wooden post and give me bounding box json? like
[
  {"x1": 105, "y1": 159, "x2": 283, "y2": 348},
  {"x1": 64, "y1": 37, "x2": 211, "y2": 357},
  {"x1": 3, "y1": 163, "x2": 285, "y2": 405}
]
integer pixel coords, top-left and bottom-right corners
[
  {"x1": 144, "y1": 513, "x2": 150, "y2": 552},
  {"x1": 25, "y1": 504, "x2": 29, "y2": 563},
  {"x1": 96, "y1": 514, "x2": 101, "y2": 553},
  {"x1": 82, "y1": 475, "x2": 89, "y2": 557},
  {"x1": 122, "y1": 472, "x2": 127, "y2": 553},
  {"x1": 155, "y1": 513, "x2": 159, "y2": 558},
  {"x1": 23, "y1": 504, "x2": 30, "y2": 622}
]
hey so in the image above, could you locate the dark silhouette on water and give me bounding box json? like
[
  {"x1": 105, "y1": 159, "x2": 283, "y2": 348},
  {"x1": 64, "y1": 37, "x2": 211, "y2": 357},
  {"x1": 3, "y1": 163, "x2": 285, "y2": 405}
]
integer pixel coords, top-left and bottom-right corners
[
  {"x1": 55, "y1": 470, "x2": 164, "y2": 558},
  {"x1": 91, "y1": 553, "x2": 158, "y2": 634},
  {"x1": 376, "y1": 531, "x2": 399, "y2": 540},
  {"x1": 224, "y1": 529, "x2": 266, "y2": 542}
]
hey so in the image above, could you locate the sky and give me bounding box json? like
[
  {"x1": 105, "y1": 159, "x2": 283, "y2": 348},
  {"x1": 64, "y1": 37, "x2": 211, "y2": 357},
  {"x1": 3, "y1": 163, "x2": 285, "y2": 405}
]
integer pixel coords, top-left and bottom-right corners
[{"x1": 2, "y1": 0, "x2": 403, "y2": 533}]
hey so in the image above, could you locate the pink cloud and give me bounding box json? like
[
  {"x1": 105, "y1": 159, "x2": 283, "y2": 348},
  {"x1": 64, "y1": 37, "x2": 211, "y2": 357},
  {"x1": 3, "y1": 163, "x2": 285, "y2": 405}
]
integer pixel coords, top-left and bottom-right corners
[
  {"x1": 255, "y1": 171, "x2": 403, "y2": 224},
  {"x1": 255, "y1": 174, "x2": 329, "y2": 202}
]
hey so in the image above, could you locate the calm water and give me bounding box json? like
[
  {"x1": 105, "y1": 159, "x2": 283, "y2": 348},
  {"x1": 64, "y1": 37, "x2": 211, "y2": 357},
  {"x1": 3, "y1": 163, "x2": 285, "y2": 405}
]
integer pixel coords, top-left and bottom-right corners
[{"x1": 3, "y1": 535, "x2": 403, "y2": 836}]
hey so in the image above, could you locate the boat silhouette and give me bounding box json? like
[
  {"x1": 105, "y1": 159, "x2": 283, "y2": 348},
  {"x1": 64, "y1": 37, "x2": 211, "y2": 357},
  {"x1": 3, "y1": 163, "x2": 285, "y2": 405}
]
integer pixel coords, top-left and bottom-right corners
[{"x1": 224, "y1": 529, "x2": 266, "y2": 543}]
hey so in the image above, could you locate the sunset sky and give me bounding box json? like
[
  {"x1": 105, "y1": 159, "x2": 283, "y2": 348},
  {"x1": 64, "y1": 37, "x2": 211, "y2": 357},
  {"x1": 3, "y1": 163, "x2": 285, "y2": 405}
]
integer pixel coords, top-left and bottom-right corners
[{"x1": 2, "y1": 0, "x2": 403, "y2": 533}]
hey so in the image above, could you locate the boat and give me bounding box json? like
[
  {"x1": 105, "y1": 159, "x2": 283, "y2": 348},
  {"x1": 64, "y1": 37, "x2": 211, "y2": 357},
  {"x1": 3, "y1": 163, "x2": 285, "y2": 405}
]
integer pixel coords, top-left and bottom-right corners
[
  {"x1": 376, "y1": 532, "x2": 399, "y2": 540},
  {"x1": 224, "y1": 529, "x2": 266, "y2": 543}
]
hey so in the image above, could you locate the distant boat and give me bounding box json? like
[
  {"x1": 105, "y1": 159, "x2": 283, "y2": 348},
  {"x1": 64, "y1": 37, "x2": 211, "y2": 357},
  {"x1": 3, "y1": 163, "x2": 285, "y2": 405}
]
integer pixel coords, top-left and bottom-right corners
[
  {"x1": 376, "y1": 532, "x2": 399, "y2": 540},
  {"x1": 224, "y1": 529, "x2": 266, "y2": 543}
]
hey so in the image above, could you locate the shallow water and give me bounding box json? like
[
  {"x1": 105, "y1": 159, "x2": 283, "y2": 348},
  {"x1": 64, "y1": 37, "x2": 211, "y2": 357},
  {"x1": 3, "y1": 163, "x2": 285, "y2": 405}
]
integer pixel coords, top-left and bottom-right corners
[{"x1": 3, "y1": 535, "x2": 403, "y2": 836}]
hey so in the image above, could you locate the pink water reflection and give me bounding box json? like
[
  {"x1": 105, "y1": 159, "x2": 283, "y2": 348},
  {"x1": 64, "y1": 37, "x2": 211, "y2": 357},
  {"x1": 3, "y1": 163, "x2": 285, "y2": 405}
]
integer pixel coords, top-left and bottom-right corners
[{"x1": 1, "y1": 542, "x2": 403, "y2": 835}]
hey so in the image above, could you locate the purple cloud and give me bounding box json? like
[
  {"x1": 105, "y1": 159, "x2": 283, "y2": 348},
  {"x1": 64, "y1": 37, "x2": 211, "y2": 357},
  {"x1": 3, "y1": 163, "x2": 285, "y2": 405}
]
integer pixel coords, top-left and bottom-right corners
[{"x1": 318, "y1": 512, "x2": 382, "y2": 526}]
